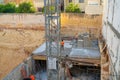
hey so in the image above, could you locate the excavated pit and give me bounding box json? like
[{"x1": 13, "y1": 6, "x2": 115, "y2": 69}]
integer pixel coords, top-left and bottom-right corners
[{"x1": 32, "y1": 34, "x2": 101, "y2": 80}]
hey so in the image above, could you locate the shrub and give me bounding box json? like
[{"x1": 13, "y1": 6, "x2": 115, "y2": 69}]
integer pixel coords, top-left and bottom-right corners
[
  {"x1": 0, "y1": 4, "x2": 4, "y2": 13},
  {"x1": 17, "y1": 2, "x2": 36, "y2": 13},
  {"x1": 65, "y1": 3, "x2": 81, "y2": 13},
  {"x1": 42, "y1": 6, "x2": 55, "y2": 14},
  {"x1": 42, "y1": 7, "x2": 44, "y2": 13},
  {"x1": 2, "y1": 3, "x2": 16, "y2": 13}
]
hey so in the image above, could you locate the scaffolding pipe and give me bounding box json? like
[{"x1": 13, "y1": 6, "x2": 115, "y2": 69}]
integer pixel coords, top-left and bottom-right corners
[{"x1": 44, "y1": 0, "x2": 61, "y2": 80}]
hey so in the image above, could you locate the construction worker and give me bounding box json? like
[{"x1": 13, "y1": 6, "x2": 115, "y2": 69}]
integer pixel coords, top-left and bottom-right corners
[
  {"x1": 60, "y1": 39, "x2": 64, "y2": 50},
  {"x1": 30, "y1": 74, "x2": 35, "y2": 80},
  {"x1": 74, "y1": 33, "x2": 78, "y2": 43},
  {"x1": 73, "y1": 33, "x2": 79, "y2": 47}
]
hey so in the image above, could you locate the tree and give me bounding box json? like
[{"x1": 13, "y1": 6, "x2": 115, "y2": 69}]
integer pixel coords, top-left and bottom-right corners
[
  {"x1": 17, "y1": 2, "x2": 36, "y2": 13},
  {"x1": 2, "y1": 3, "x2": 16, "y2": 13},
  {"x1": 65, "y1": 3, "x2": 81, "y2": 13}
]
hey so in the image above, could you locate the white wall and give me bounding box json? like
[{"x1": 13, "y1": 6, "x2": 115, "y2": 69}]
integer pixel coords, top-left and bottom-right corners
[
  {"x1": 113, "y1": 0, "x2": 120, "y2": 33},
  {"x1": 102, "y1": 0, "x2": 120, "y2": 79}
]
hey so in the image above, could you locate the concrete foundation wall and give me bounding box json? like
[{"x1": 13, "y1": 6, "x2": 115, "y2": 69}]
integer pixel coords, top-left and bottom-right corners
[
  {"x1": 102, "y1": 0, "x2": 120, "y2": 79},
  {"x1": 3, "y1": 57, "x2": 33, "y2": 80}
]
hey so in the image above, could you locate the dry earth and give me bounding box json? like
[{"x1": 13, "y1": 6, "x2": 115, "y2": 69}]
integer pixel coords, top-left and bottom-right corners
[{"x1": 0, "y1": 28, "x2": 45, "y2": 79}]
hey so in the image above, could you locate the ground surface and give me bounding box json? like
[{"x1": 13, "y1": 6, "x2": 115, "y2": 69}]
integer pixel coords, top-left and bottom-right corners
[{"x1": 0, "y1": 28, "x2": 45, "y2": 79}]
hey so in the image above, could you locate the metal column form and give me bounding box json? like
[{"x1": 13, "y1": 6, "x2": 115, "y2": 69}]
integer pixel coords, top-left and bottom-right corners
[{"x1": 44, "y1": 0, "x2": 61, "y2": 80}]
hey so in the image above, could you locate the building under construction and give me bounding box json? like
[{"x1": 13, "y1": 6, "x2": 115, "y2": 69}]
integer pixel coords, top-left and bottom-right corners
[
  {"x1": 2, "y1": 0, "x2": 103, "y2": 80},
  {"x1": 2, "y1": 0, "x2": 120, "y2": 80},
  {"x1": 32, "y1": 33, "x2": 101, "y2": 80},
  {"x1": 2, "y1": 26, "x2": 101, "y2": 80}
]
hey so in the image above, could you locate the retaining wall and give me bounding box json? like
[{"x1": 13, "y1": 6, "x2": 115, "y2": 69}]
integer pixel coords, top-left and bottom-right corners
[{"x1": 3, "y1": 57, "x2": 33, "y2": 80}]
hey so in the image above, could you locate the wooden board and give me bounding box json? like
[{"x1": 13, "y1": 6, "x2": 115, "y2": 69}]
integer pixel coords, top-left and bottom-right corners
[{"x1": 33, "y1": 55, "x2": 46, "y2": 60}]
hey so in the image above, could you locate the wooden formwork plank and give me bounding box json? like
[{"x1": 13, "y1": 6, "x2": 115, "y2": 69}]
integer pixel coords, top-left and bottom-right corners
[
  {"x1": 33, "y1": 55, "x2": 46, "y2": 60},
  {"x1": 65, "y1": 58, "x2": 100, "y2": 66}
]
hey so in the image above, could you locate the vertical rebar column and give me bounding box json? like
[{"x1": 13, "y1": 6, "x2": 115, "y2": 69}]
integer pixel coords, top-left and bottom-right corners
[{"x1": 44, "y1": 0, "x2": 61, "y2": 80}]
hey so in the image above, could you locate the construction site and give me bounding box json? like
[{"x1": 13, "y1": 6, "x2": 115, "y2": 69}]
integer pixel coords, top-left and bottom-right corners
[
  {"x1": 1, "y1": 0, "x2": 120, "y2": 80},
  {"x1": 1, "y1": 13, "x2": 102, "y2": 80}
]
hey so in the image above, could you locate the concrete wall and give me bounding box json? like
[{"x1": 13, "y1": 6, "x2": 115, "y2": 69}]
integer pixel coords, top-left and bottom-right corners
[
  {"x1": 102, "y1": 0, "x2": 120, "y2": 80},
  {"x1": 85, "y1": 5, "x2": 103, "y2": 15},
  {"x1": 0, "y1": 13, "x2": 102, "y2": 27},
  {"x1": 0, "y1": 13, "x2": 102, "y2": 38},
  {"x1": 0, "y1": 14, "x2": 45, "y2": 28},
  {"x1": 3, "y1": 57, "x2": 33, "y2": 80}
]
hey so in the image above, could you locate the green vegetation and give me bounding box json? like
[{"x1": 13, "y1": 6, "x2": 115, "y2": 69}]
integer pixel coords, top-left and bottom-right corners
[
  {"x1": 16, "y1": 2, "x2": 35, "y2": 13},
  {"x1": 3, "y1": 3, "x2": 16, "y2": 13},
  {"x1": 0, "y1": 2, "x2": 36, "y2": 13},
  {"x1": 0, "y1": 4, "x2": 4, "y2": 12},
  {"x1": 42, "y1": 6, "x2": 55, "y2": 14},
  {"x1": 0, "y1": 3, "x2": 16, "y2": 13},
  {"x1": 65, "y1": 3, "x2": 81, "y2": 13}
]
